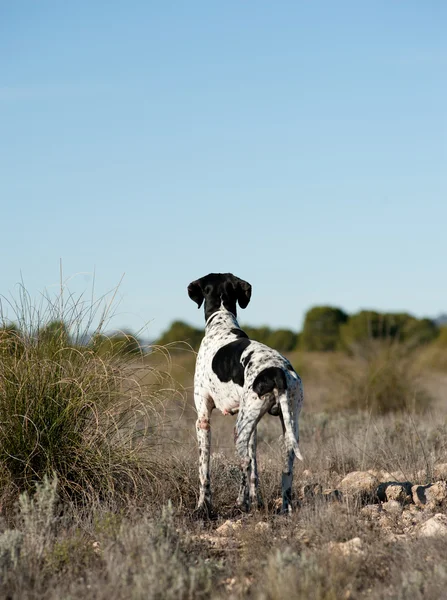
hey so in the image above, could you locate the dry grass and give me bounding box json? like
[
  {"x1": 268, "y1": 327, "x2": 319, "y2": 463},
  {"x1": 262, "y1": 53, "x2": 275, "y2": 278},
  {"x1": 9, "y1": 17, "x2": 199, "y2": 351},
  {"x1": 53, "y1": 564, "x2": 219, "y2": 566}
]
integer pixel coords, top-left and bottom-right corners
[
  {"x1": 1, "y1": 291, "x2": 447, "y2": 598},
  {"x1": 2, "y1": 407, "x2": 447, "y2": 600},
  {"x1": 333, "y1": 340, "x2": 432, "y2": 414}
]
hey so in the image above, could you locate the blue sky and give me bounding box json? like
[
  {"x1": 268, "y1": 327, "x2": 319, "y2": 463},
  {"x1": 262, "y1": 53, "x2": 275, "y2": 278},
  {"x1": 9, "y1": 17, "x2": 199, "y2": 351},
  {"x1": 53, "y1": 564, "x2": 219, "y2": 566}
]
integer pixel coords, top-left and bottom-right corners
[{"x1": 1, "y1": 1, "x2": 445, "y2": 339}]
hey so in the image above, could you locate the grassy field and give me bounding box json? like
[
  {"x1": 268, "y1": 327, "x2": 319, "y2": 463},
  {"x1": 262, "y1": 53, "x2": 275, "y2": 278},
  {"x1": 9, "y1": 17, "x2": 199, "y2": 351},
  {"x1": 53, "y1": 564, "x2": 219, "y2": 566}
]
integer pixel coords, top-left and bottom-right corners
[{"x1": 1, "y1": 311, "x2": 447, "y2": 598}]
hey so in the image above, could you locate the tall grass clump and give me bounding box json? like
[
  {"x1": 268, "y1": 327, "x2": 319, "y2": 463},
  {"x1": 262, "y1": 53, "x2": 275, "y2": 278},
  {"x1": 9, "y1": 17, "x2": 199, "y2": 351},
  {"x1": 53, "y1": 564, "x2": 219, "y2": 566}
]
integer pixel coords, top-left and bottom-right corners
[
  {"x1": 336, "y1": 340, "x2": 432, "y2": 414},
  {"x1": 0, "y1": 282, "x2": 179, "y2": 510}
]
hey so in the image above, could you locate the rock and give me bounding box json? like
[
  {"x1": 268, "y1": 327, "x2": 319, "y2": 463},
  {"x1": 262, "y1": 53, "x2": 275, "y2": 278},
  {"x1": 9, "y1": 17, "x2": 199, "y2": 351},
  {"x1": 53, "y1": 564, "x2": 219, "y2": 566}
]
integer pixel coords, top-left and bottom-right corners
[
  {"x1": 340, "y1": 472, "x2": 379, "y2": 501},
  {"x1": 361, "y1": 504, "x2": 382, "y2": 518},
  {"x1": 384, "y1": 532, "x2": 407, "y2": 543},
  {"x1": 378, "y1": 514, "x2": 395, "y2": 532},
  {"x1": 376, "y1": 482, "x2": 412, "y2": 504},
  {"x1": 417, "y1": 514, "x2": 447, "y2": 538},
  {"x1": 221, "y1": 575, "x2": 253, "y2": 594},
  {"x1": 434, "y1": 463, "x2": 447, "y2": 481},
  {"x1": 195, "y1": 533, "x2": 241, "y2": 549},
  {"x1": 408, "y1": 504, "x2": 423, "y2": 515},
  {"x1": 412, "y1": 482, "x2": 447, "y2": 508},
  {"x1": 328, "y1": 537, "x2": 365, "y2": 557},
  {"x1": 377, "y1": 470, "x2": 409, "y2": 482},
  {"x1": 426, "y1": 481, "x2": 447, "y2": 506},
  {"x1": 92, "y1": 541, "x2": 101, "y2": 555},
  {"x1": 401, "y1": 507, "x2": 425, "y2": 532},
  {"x1": 367, "y1": 469, "x2": 384, "y2": 480},
  {"x1": 216, "y1": 519, "x2": 242, "y2": 536},
  {"x1": 387, "y1": 483, "x2": 412, "y2": 504},
  {"x1": 382, "y1": 500, "x2": 403, "y2": 515}
]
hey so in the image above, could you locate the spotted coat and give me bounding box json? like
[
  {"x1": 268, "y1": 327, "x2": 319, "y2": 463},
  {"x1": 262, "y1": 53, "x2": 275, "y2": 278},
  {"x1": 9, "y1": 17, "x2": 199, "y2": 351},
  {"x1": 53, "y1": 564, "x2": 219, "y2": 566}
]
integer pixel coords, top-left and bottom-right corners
[{"x1": 193, "y1": 307, "x2": 304, "y2": 516}]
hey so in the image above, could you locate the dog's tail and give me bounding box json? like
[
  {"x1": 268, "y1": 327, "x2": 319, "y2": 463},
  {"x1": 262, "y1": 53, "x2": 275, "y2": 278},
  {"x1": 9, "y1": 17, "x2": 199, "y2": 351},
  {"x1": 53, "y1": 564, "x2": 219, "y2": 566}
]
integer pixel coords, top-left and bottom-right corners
[{"x1": 276, "y1": 389, "x2": 303, "y2": 461}]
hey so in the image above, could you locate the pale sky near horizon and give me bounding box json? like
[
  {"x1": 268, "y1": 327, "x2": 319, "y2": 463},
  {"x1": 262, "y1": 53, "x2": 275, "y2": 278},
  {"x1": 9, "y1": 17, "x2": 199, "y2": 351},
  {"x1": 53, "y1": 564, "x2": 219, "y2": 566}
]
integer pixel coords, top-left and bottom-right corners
[{"x1": 1, "y1": 1, "x2": 446, "y2": 339}]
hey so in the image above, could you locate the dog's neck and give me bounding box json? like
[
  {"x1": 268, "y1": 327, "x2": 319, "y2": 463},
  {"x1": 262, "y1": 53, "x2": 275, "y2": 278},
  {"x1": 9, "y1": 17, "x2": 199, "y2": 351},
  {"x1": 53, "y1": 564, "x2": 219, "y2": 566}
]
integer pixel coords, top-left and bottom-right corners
[{"x1": 205, "y1": 308, "x2": 240, "y2": 333}]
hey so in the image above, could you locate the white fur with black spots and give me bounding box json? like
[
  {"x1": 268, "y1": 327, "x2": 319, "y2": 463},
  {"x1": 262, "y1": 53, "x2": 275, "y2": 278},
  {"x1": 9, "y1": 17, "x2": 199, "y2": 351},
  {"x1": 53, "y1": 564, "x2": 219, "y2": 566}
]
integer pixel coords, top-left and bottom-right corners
[{"x1": 188, "y1": 273, "x2": 303, "y2": 518}]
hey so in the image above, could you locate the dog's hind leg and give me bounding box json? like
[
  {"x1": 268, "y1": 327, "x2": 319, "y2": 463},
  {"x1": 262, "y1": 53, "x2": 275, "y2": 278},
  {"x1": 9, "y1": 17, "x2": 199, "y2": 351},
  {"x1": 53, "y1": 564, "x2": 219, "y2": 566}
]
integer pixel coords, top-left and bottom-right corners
[
  {"x1": 235, "y1": 395, "x2": 271, "y2": 510},
  {"x1": 279, "y1": 389, "x2": 302, "y2": 513},
  {"x1": 194, "y1": 391, "x2": 215, "y2": 518},
  {"x1": 248, "y1": 428, "x2": 263, "y2": 509}
]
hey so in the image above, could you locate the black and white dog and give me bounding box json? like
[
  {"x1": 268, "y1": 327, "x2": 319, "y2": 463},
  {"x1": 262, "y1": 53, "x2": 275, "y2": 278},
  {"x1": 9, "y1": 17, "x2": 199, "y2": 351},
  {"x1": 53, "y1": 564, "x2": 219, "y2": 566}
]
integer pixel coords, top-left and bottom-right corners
[{"x1": 188, "y1": 273, "x2": 303, "y2": 516}]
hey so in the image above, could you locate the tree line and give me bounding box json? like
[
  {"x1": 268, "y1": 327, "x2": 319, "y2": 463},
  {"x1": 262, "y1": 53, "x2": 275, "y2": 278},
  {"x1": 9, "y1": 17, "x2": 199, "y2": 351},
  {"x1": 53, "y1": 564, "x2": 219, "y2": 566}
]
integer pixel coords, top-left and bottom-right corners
[
  {"x1": 1, "y1": 308, "x2": 441, "y2": 357},
  {"x1": 155, "y1": 307, "x2": 440, "y2": 353}
]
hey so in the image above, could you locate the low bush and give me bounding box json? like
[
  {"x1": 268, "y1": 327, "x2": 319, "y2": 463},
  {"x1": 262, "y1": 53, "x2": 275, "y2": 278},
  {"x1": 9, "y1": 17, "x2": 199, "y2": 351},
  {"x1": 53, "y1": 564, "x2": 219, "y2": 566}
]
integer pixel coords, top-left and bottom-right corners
[
  {"x1": 0, "y1": 478, "x2": 215, "y2": 599},
  {"x1": 301, "y1": 306, "x2": 348, "y2": 352},
  {"x1": 335, "y1": 341, "x2": 431, "y2": 414},
  {"x1": 0, "y1": 286, "x2": 179, "y2": 509}
]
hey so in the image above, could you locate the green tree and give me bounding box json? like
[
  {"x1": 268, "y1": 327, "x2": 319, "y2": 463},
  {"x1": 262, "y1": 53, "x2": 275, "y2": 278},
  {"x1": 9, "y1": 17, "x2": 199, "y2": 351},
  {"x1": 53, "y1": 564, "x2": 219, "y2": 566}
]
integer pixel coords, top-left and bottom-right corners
[
  {"x1": 110, "y1": 331, "x2": 143, "y2": 355},
  {"x1": 155, "y1": 321, "x2": 203, "y2": 351},
  {"x1": 301, "y1": 306, "x2": 348, "y2": 351},
  {"x1": 435, "y1": 326, "x2": 447, "y2": 347},
  {"x1": 339, "y1": 311, "x2": 438, "y2": 350},
  {"x1": 242, "y1": 326, "x2": 272, "y2": 346},
  {"x1": 267, "y1": 329, "x2": 299, "y2": 352},
  {"x1": 401, "y1": 317, "x2": 438, "y2": 347},
  {"x1": 90, "y1": 331, "x2": 143, "y2": 356},
  {"x1": 339, "y1": 311, "x2": 390, "y2": 348}
]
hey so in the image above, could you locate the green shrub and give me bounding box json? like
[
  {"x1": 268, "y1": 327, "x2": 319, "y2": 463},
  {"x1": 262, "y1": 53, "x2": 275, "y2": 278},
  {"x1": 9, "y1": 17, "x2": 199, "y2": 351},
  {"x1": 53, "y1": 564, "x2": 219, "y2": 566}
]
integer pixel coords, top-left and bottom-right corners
[
  {"x1": 336, "y1": 341, "x2": 431, "y2": 414},
  {"x1": 401, "y1": 317, "x2": 438, "y2": 346},
  {"x1": 243, "y1": 325, "x2": 272, "y2": 345},
  {"x1": 267, "y1": 328, "x2": 299, "y2": 352},
  {"x1": 416, "y1": 326, "x2": 447, "y2": 371},
  {"x1": 90, "y1": 330, "x2": 144, "y2": 357},
  {"x1": 301, "y1": 306, "x2": 348, "y2": 351},
  {"x1": 0, "y1": 288, "x2": 173, "y2": 508},
  {"x1": 435, "y1": 326, "x2": 447, "y2": 347},
  {"x1": 243, "y1": 326, "x2": 299, "y2": 351},
  {"x1": 155, "y1": 320, "x2": 203, "y2": 351},
  {"x1": 340, "y1": 311, "x2": 438, "y2": 351}
]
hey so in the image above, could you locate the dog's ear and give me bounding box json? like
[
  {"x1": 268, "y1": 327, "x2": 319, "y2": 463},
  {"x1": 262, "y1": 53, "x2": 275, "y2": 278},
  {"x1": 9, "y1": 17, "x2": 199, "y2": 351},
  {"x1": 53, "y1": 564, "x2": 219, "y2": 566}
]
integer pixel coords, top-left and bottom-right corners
[
  {"x1": 187, "y1": 279, "x2": 204, "y2": 308},
  {"x1": 233, "y1": 276, "x2": 252, "y2": 309}
]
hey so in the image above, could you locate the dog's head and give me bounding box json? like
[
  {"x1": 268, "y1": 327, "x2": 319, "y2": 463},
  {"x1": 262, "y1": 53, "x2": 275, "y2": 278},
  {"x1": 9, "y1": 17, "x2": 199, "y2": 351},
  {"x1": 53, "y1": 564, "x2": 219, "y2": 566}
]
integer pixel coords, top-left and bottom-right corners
[{"x1": 187, "y1": 273, "x2": 252, "y2": 321}]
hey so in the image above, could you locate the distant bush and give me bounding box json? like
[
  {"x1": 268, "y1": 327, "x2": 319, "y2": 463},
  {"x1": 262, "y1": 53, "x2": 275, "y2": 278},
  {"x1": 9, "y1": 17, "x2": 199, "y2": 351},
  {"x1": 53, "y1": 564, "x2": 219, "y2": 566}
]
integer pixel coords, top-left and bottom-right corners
[
  {"x1": 90, "y1": 330, "x2": 144, "y2": 357},
  {"x1": 401, "y1": 317, "x2": 438, "y2": 347},
  {"x1": 301, "y1": 306, "x2": 348, "y2": 351},
  {"x1": 433, "y1": 325, "x2": 447, "y2": 347},
  {"x1": 339, "y1": 311, "x2": 438, "y2": 351},
  {"x1": 242, "y1": 325, "x2": 272, "y2": 345},
  {"x1": 155, "y1": 321, "x2": 203, "y2": 351},
  {"x1": 266, "y1": 328, "x2": 299, "y2": 352},
  {"x1": 242, "y1": 326, "x2": 298, "y2": 351},
  {"x1": 337, "y1": 341, "x2": 431, "y2": 414},
  {"x1": 416, "y1": 326, "x2": 447, "y2": 372},
  {"x1": 155, "y1": 309, "x2": 439, "y2": 357}
]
